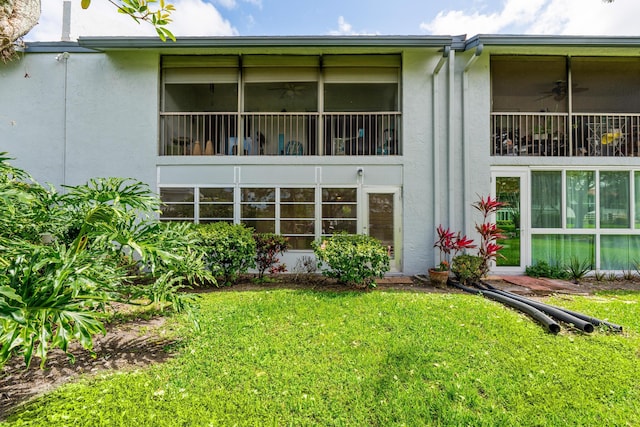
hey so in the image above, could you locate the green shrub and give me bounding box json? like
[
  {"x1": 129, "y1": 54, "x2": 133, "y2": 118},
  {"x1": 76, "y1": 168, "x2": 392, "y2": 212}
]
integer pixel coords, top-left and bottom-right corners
[
  {"x1": 565, "y1": 256, "x2": 592, "y2": 284},
  {"x1": 525, "y1": 260, "x2": 569, "y2": 280},
  {"x1": 0, "y1": 161, "x2": 208, "y2": 369},
  {"x1": 196, "y1": 223, "x2": 256, "y2": 285},
  {"x1": 254, "y1": 233, "x2": 289, "y2": 280},
  {"x1": 312, "y1": 233, "x2": 389, "y2": 289},
  {"x1": 451, "y1": 254, "x2": 484, "y2": 285}
]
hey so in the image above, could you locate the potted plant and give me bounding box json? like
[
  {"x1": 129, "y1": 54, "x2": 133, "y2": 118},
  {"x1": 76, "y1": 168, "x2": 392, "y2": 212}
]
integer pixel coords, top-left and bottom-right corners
[{"x1": 431, "y1": 225, "x2": 475, "y2": 288}]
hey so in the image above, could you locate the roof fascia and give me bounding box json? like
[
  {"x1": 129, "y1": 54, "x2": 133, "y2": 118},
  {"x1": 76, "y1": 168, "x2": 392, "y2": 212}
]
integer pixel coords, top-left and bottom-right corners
[
  {"x1": 465, "y1": 34, "x2": 640, "y2": 50},
  {"x1": 23, "y1": 41, "x2": 97, "y2": 53},
  {"x1": 78, "y1": 35, "x2": 454, "y2": 51}
]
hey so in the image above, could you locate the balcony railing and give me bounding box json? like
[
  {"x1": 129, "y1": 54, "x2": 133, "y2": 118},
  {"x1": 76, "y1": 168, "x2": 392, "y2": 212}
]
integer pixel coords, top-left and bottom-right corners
[
  {"x1": 159, "y1": 112, "x2": 401, "y2": 156},
  {"x1": 492, "y1": 112, "x2": 640, "y2": 157}
]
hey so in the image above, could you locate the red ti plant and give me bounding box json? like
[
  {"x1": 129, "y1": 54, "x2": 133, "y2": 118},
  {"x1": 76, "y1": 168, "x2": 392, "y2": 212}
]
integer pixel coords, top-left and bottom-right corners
[
  {"x1": 473, "y1": 195, "x2": 506, "y2": 277},
  {"x1": 434, "y1": 225, "x2": 476, "y2": 271}
]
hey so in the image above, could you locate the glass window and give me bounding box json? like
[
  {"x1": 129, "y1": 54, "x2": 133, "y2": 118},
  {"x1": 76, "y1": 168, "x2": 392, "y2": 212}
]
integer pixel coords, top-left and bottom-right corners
[
  {"x1": 531, "y1": 234, "x2": 594, "y2": 267},
  {"x1": 600, "y1": 171, "x2": 630, "y2": 229},
  {"x1": 322, "y1": 188, "x2": 357, "y2": 236},
  {"x1": 531, "y1": 171, "x2": 562, "y2": 228},
  {"x1": 160, "y1": 187, "x2": 194, "y2": 221},
  {"x1": 241, "y1": 188, "x2": 275, "y2": 233},
  {"x1": 636, "y1": 172, "x2": 640, "y2": 229},
  {"x1": 566, "y1": 171, "x2": 595, "y2": 229},
  {"x1": 600, "y1": 235, "x2": 640, "y2": 270},
  {"x1": 199, "y1": 187, "x2": 234, "y2": 222},
  {"x1": 280, "y1": 188, "x2": 315, "y2": 250}
]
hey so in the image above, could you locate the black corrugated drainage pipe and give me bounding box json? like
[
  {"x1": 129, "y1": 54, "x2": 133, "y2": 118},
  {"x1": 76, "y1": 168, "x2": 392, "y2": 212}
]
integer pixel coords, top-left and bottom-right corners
[
  {"x1": 480, "y1": 282, "x2": 622, "y2": 333},
  {"x1": 485, "y1": 288, "x2": 594, "y2": 333},
  {"x1": 450, "y1": 280, "x2": 561, "y2": 334}
]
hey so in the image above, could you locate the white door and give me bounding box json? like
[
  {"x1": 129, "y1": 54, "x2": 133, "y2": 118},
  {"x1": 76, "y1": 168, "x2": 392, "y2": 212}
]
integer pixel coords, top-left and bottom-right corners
[
  {"x1": 491, "y1": 170, "x2": 529, "y2": 274},
  {"x1": 362, "y1": 187, "x2": 402, "y2": 272}
]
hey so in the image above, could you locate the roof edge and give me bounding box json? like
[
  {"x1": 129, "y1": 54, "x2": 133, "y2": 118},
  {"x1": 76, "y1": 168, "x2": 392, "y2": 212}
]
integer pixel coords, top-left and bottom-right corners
[
  {"x1": 78, "y1": 35, "x2": 455, "y2": 50},
  {"x1": 465, "y1": 34, "x2": 640, "y2": 50}
]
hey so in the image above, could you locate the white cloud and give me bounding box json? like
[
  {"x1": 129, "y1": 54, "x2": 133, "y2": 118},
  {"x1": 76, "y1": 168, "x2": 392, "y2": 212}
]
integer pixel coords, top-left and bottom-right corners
[
  {"x1": 329, "y1": 16, "x2": 378, "y2": 36},
  {"x1": 215, "y1": 0, "x2": 238, "y2": 10},
  {"x1": 420, "y1": 0, "x2": 640, "y2": 36},
  {"x1": 26, "y1": 0, "x2": 237, "y2": 42}
]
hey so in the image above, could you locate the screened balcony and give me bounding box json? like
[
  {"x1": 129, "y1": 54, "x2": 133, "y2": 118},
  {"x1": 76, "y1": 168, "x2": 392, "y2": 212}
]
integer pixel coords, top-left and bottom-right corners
[
  {"x1": 159, "y1": 112, "x2": 401, "y2": 156},
  {"x1": 491, "y1": 55, "x2": 640, "y2": 157},
  {"x1": 491, "y1": 112, "x2": 640, "y2": 156}
]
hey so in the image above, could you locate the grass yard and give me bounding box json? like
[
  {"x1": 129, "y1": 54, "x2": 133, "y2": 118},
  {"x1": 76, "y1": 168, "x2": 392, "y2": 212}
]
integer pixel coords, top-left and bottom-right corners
[{"x1": 3, "y1": 289, "x2": 640, "y2": 426}]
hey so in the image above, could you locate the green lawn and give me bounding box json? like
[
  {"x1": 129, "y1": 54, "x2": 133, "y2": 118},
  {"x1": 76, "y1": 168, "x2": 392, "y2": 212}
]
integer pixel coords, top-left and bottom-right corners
[{"x1": 4, "y1": 289, "x2": 640, "y2": 426}]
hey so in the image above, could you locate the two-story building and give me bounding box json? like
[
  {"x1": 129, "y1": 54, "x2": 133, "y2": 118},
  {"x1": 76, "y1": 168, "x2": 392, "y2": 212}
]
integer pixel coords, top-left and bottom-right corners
[{"x1": 2, "y1": 34, "x2": 640, "y2": 275}]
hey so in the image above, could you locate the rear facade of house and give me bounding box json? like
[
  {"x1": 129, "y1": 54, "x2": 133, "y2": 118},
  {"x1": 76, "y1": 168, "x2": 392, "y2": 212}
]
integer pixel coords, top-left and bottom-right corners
[{"x1": 2, "y1": 34, "x2": 640, "y2": 275}]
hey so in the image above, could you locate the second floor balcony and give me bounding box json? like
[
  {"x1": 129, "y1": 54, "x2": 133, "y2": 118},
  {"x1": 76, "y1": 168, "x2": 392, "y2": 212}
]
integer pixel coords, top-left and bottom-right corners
[
  {"x1": 492, "y1": 113, "x2": 640, "y2": 157},
  {"x1": 160, "y1": 112, "x2": 401, "y2": 157}
]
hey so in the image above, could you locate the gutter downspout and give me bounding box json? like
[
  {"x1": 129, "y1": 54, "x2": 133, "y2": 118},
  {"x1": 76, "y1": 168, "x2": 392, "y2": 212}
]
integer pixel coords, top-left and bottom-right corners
[
  {"x1": 447, "y1": 49, "x2": 456, "y2": 234},
  {"x1": 461, "y1": 44, "x2": 483, "y2": 236},
  {"x1": 432, "y1": 46, "x2": 450, "y2": 266}
]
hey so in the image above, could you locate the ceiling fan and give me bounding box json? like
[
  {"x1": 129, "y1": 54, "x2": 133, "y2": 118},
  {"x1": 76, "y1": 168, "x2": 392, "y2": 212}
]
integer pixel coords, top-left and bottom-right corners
[
  {"x1": 537, "y1": 80, "x2": 588, "y2": 101},
  {"x1": 269, "y1": 83, "x2": 307, "y2": 98}
]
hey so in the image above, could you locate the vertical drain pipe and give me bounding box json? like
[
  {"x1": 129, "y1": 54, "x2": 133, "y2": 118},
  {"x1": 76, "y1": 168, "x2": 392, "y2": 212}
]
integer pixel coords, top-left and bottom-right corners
[
  {"x1": 462, "y1": 44, "x2": 483, "y2": 235},
  {"x1": 432, "y1": 46, "x2": 450, "y2": 266},
  {"x1": 447, "y1": 49, "x2": 456, "y2": 229}
]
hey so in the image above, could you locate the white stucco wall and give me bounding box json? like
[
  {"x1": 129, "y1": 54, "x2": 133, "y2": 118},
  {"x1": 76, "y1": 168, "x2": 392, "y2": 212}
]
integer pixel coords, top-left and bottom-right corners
[
  {"x1": 1, "y1": 51, "x2": 159, "y2": 190},
  {"x1": 1, "y1": 45, "x2": 459, "y2": 276},
  {"x1": 1, "y1": 54, "x2": 67, "y2": 185}
]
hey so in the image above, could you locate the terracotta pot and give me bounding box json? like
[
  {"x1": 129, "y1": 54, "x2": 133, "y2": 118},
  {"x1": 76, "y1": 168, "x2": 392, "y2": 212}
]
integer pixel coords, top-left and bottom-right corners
[{"x1": 428, "y1": 268, "x2": 449, "y2": 288}]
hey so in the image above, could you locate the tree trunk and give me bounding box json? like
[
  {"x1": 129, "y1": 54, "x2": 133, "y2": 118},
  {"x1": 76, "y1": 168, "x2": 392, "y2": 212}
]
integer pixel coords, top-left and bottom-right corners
[{"x1": 1, "y1": 0, "x2": 41, "y2": 61}]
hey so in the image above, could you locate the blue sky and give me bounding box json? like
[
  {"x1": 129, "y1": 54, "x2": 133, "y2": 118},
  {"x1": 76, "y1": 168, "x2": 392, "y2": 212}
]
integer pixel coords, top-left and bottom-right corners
[{"x1": 28, "y1": 0, "x2": 640, "y2": 42}]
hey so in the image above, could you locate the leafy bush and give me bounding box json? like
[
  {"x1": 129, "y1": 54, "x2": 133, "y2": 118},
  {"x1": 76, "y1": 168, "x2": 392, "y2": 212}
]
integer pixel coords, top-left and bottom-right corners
[
  {"x1": 312, "y1": 233, "x2": 389, "y2": 289},
  {"x1": 196, "y1": 223, "x2": 256, "y2": 285},
  {"x1": 0, "y1": 153, "x2": 210, "y2": 368},
  {"x1": 254, "y1": 233, "x2": 289, "y2": 280},
  {"x1": 525, "y1": 260, "x2": 569, "y2": 280},
  {"x1": 451, "y1": 254, "x2": 484, "y2": 285}
]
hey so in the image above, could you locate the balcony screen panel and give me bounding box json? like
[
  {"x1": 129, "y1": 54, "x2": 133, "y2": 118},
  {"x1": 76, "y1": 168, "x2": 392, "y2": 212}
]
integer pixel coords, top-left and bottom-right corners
[
  {"x1": 324, "y1": 83, "x2": 398, "y2": 112},
  {"x1": 244, "y1": 82, "x2": 318, "y2": 113},
  {"x1": 600, "y1": 171, "x2": 630, "y2": 229},
  {"x1": 531, "y1": 171, "x2": 562, "y2": 228},
  {"x1": 163, "y1": 68, "x2": 238, "y2": 84},
  {"x1": 164, "y1": 83, "x2": 238, "y2": 112},
  {"x1": 572, "y1": 58, "x2": 640, "y2": 113},
  {"x1": 491, "y1": 56, "x2": 567, "y2": 113}
]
